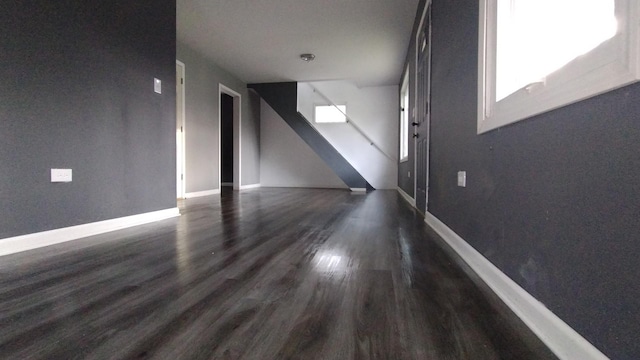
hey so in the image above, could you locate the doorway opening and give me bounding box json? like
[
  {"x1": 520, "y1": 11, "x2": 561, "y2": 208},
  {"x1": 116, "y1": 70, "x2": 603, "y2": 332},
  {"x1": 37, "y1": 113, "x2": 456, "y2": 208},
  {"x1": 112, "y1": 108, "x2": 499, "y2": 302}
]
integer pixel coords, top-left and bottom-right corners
[
  {"x1": 221, "y1": 93, "x2": 234, "y2": 187},
  {"x1": 219, "y1": 84, "x2": 241, "y2": 190},
  {"x1": 176, "y1": 60, "x2": 186, "y2": 200}
]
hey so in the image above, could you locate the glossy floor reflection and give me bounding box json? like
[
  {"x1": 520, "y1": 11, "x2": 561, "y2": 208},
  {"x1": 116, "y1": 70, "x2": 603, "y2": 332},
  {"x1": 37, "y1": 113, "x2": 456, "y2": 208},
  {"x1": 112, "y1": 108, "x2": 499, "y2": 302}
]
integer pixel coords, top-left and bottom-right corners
[{"x1": 0, "y1": 188, "x2": 557, "y2": 359}]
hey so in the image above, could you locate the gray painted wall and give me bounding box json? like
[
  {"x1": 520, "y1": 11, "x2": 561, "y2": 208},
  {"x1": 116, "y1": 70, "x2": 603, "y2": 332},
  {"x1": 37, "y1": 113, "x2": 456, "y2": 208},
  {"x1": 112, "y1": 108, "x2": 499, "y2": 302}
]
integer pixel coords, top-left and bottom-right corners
[
  {"x1": 260, "y1": 100, "x2": 347, "y2": 189},
  {"x1": 243, "y1": 90, "x2": 261, "y2": 185},
  {"x1": 176, "y1": 42, "x2": 260, "y2": 192},
  {"x1": 402, "y1": 0, "x2": 640, "y2": 358},
  {"x1": 0, "y1": 0, "x2": 176, "y2": 239}
]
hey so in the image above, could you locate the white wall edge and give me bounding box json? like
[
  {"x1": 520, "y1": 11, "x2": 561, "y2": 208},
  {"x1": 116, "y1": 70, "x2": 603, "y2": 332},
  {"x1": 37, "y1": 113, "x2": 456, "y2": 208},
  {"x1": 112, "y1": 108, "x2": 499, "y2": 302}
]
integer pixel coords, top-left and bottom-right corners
[
  {"x1": 350, "y1": 188, "x2": 367, "y2": 192},
  {"x1": 396, "y1": 186, "x2": 416, "y2": 207},
  {"x1": 239, "y1": 183, "x2": 261, "y2": 190},
  {"x1": 0, "y1": 208, "x2": 180, "y2": 257},
  {"x1": 424, "y1": 212, "x2": 609, "y2": 360},
  {"x1": 185, "y1": 189, "x2": 221, "y2": 198}
]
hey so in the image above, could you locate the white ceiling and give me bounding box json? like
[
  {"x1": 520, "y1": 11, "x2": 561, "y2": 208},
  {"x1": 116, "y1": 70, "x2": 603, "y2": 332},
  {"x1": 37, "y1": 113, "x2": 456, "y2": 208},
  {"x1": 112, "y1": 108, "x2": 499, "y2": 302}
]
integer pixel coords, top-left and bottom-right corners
[{"x1": 177, "y1": 0, "x2": 420, "y2": 87}]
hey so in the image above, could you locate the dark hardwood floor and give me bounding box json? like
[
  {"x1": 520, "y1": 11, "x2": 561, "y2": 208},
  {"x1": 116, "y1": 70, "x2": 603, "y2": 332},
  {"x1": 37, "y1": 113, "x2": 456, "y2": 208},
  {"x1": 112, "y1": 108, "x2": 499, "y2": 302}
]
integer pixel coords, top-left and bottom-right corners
[{"x1": 0, "y1": 188, "x2": 557, "y2": 359}]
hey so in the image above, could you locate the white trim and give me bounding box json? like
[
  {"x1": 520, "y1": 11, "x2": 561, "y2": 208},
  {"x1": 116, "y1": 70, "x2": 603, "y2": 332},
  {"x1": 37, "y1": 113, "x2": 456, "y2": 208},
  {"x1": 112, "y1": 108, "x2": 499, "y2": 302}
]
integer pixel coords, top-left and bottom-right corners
[
  {"x1": 350, "y1": 188, "x2": 367, "y2": 192},
  {"x1": 219, "y1": 84, "x2": 242, "y2": 191},
  {"x1": 424, "y1": 212, "x2": 608, "y2": 360},
  {"x1": 239, "y1": 183, "x2": 261, "y2": 190},
  {"x1": 185, "y1": 189, "x2": 220, "y2": 198},
  {"x1": 176, "y1": 60, "x2": 187, "y2": 200},
  {"x1": 396, "y1": 187, "x2": 416, "y2": 207},
  {"x1": 0, "y1": 208, "x2": 180, "y2": 257}
]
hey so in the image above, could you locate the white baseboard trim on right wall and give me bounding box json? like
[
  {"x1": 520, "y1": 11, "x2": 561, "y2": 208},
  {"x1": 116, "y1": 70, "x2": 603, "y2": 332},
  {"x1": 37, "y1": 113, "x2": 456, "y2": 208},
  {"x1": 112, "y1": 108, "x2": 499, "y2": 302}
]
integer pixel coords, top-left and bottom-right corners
[
  {"x1": 424, "y1": 212, "x2": 608, "y2": 360},
  {"x1": 396, "y1": 187, "x2": 416, "y2": 207}
]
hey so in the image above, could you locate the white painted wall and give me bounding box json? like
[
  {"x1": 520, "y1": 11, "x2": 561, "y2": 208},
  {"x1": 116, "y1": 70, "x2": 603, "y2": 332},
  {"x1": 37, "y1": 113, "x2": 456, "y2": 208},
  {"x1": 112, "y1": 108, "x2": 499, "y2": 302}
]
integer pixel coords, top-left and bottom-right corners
[
  {"x1": 298, "y1": 81, "x2": 398, "y2": 189},
  {"x1": 260, "y1": 99, "x2": 347, "y2": 189}
]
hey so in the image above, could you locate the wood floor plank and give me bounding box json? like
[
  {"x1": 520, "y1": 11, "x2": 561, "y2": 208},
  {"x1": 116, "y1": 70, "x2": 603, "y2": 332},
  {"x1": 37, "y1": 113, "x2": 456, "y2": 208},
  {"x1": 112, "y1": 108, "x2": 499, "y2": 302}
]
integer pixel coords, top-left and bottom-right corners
[{"x1": 0, "y1": 188, "x2": 557, "y2": 359}]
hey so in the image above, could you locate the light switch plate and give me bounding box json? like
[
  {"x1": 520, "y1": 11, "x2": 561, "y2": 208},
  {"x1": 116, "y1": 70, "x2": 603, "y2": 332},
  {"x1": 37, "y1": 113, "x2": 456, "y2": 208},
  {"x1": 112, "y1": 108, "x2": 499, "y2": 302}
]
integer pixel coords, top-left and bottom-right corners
[
  {"x1": 457, "y1": 171, "x2": 466, "y2": 187},
  {"x1": 51, "y1": 169, "x2": 72, "y2": 183},
  {"x1": 154, "y1": 78, "x2": 161, "y2": 94}
]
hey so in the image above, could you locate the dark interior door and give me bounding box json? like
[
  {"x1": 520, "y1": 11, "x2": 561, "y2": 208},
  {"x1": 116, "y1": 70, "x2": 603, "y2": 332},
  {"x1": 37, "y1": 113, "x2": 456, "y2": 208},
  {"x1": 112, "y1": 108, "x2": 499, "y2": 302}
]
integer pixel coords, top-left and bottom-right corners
[{"x1": 415, "y1": 5, "x2": 431, "y2": 214}]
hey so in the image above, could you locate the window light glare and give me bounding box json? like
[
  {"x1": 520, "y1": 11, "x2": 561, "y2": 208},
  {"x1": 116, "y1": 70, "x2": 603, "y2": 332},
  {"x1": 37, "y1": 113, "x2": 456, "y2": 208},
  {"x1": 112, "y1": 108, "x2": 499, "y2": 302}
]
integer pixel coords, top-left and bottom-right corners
[
  {"x1": 315, "y1": 105, "x2": 346, "y2": 123},
  {"x1": 496, "y1": 0, "x2": 617, "y2": 101},
  {"x1": 400, "y1": 90, "x2": 409, "y2": 160}
]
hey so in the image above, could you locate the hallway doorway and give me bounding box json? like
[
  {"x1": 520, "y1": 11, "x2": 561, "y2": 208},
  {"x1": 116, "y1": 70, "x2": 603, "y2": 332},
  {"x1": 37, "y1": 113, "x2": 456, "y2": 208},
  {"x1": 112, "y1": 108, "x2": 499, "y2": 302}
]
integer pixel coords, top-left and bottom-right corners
[
  {"x1": 220, "y1": 93, "x2": 234, "y2": 187},
  {"x1": 219, "y1": 84, "x2": 241, "y2": 190}
]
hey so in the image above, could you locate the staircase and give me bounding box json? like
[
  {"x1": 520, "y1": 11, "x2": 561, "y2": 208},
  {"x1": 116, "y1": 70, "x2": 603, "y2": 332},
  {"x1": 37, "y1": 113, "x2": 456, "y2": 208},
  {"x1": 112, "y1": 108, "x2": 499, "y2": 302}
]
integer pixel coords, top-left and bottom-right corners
[{"x1": 248, "y1": 82, "x2": 372, "y2": 191}]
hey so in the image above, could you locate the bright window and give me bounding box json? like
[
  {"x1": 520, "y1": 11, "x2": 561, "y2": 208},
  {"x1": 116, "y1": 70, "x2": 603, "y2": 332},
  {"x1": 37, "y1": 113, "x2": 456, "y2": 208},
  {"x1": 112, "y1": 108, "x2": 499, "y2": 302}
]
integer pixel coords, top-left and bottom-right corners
[
  {"x1": 314, "y1": 104, "x2": 347, "y2": 123},
  {"x1": 400, "y1": 73, "x2": 409, "y2": 162},
  {"x1": 478, "y1": 0, "x2": 640, "y2": 133}
]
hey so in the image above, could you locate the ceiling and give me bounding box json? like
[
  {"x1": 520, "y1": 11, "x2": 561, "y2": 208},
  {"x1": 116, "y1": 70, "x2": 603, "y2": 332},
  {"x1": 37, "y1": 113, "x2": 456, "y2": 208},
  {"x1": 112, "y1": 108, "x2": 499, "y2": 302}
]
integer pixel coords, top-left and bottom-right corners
[{"x1": 177, "y1": 0, "x2": 420, "y2": 87}]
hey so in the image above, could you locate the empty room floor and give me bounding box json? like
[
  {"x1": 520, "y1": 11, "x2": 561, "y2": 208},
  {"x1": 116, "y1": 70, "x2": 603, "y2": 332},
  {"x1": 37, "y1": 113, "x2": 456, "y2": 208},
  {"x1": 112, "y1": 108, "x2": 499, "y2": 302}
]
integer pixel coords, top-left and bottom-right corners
[{"x1": 0, "y1": 188, "x2": 557, "y2": 359}]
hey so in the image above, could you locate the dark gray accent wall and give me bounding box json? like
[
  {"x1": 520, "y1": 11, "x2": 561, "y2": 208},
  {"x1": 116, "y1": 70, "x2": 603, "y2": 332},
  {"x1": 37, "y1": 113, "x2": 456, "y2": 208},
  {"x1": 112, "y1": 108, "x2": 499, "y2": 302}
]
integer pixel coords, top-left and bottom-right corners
[
  {"x1": 249, "y1": 82, "x2": 370, "y2": 190},
  {"x1": 404, "y1": 0, "x2": 640, "y2": 358},
  {"x1": 176, "y1": 42, "x2": 260, "y2": 191},
  {"x1": 0, "y1": 0, "x2": 176, "y2": 239}
]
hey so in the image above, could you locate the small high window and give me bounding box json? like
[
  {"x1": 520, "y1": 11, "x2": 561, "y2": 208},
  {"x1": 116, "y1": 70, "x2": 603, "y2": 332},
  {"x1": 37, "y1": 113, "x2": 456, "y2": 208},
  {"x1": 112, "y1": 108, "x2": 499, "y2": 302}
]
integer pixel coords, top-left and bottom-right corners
[{"x1": 314, "y1": 104, "x2": 347, "y2": 123}]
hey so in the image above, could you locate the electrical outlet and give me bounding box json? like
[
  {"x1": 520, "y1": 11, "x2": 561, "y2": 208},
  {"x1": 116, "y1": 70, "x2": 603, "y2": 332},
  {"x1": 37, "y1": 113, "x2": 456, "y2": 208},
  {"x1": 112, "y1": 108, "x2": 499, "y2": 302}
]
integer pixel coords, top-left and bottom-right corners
[
  {"x1": 51, "y1": 169, "x2": 72, "y2": 183},
  {"x1": 457, "y1": 171, "x2": 466, "y2": 187},
  {"x1": 408, "y1": 171, "x2": 411, "y2": 178}
]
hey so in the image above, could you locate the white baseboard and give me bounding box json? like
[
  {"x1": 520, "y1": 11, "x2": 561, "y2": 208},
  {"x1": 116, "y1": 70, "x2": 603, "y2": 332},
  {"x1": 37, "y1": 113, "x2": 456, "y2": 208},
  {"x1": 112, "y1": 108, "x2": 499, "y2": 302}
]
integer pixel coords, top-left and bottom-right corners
[
  {"x1": 0, "y1": 208, "x2": 180, "y2": 257},
  {"x1": 239, "y1": 183, "x2": 261, "y2": 190},
  {"x1": 350, "y1": 188, "x2": 366, "y2": 192},
  {"x1": 185, "y1": 189, "x2": 220, "y2": 198},
  {"x1": 396, "y1": 187, "x2": 416, "y2": 207},
  {"x1": 424, "y1": 212, "x2": 608, "y2": 360}
]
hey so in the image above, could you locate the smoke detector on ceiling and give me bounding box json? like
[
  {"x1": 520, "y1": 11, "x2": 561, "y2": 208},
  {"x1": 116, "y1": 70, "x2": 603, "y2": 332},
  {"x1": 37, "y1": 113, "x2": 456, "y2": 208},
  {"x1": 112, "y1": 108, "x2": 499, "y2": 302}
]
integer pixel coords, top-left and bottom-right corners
[{"x1": 300, "y1": 53, "x2": 316, "y2": 62}]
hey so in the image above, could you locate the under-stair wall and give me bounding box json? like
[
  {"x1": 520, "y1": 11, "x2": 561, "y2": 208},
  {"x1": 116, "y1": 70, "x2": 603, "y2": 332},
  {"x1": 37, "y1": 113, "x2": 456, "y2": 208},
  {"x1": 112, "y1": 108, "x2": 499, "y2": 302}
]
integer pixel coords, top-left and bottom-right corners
[
  {"x1": 297, "y1": 81, "x2": 399, "y2": 189},
  {"x1": 249, "y1": 82, "x2": 371, "y2": 191}
]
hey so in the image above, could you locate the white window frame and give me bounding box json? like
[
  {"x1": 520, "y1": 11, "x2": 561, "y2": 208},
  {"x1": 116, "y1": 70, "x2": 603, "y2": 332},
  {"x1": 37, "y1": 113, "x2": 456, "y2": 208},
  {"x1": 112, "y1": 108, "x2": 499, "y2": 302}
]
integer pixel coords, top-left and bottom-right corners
[
  {"x1": 400, "y1": 70, "x2": 410, "y2": 162},
  {"x1": 478, "y1": 0, "x2": 640, "y2": 134},
  {"x1": 314, "y1": 104, "x2": 347, "y2": 123}
]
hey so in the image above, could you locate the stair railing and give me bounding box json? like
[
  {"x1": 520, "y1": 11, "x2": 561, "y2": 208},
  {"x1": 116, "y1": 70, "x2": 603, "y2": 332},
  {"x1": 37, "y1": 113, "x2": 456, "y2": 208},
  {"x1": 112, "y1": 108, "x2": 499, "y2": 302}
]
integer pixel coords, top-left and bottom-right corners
[{"x1": 310, "y1": 86, "x2": 396, "y2": 163}]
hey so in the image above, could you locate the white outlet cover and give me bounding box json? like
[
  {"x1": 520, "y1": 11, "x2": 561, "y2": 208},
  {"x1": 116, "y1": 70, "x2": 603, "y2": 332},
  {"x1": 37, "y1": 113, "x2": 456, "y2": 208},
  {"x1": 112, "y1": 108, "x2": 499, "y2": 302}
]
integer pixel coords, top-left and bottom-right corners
[
  {"x1": 154, "y1": 78, "x2": 161, "y2": 94},
  {"x1": 457, "y1": 171, "x2": 466, "y2": 187},
  {"x1": 51, "y1": 168, "x2": 72, "y2": 183}
]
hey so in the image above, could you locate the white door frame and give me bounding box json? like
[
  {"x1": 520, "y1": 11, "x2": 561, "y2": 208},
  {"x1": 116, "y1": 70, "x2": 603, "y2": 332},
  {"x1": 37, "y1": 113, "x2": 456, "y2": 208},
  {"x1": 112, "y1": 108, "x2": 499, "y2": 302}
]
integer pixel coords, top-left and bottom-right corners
[
  {"x1": 176, "y1": 60, "x2": 186, "y2": 199},
  {"x1": 218, "y1": 84, "x2": 241, "y2": 190}
]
